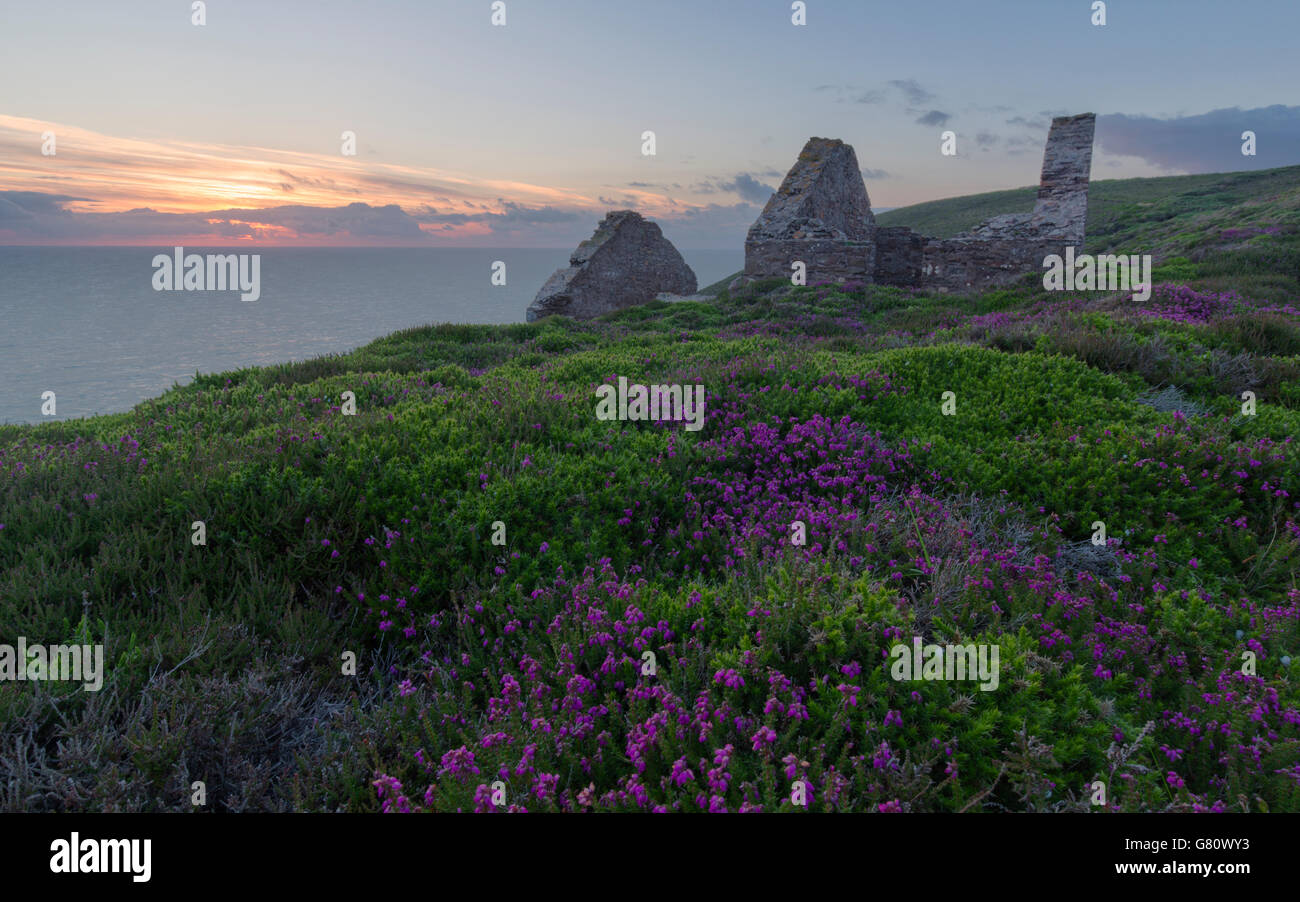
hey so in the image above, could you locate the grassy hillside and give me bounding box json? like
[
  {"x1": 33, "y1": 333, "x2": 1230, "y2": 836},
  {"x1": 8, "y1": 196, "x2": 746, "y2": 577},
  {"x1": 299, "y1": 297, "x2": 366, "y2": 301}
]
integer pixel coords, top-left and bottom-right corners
[
  {"x1": 876, "y1": 185, "x2": 1035, "y2": 239},
  {"x1": 3, "y1": 193, "x2": 1300, "y2": 813},
  {"x1": 876, "y1": 163, "x2": 1300, "y2": 257}
]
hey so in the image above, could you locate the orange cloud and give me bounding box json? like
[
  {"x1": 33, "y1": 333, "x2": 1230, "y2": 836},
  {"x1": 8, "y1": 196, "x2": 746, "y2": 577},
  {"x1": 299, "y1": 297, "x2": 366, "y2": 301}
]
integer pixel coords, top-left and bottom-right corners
[{"x1": 0, "y1": 116, "x2": 736, "y2": 245}]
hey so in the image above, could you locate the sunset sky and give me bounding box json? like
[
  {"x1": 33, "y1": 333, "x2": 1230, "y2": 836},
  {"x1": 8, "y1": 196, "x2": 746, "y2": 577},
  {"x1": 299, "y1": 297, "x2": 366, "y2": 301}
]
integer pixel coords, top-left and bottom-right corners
[{"x1": 2, "y1": 0, "x2": 1299, "y2": 248}]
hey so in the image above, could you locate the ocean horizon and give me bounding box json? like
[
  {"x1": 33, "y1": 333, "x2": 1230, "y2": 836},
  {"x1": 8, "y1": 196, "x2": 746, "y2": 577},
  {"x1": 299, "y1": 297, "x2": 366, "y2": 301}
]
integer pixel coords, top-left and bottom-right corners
[{"x1": 0, "y1": 246, "x2": 741, "y2": 425}]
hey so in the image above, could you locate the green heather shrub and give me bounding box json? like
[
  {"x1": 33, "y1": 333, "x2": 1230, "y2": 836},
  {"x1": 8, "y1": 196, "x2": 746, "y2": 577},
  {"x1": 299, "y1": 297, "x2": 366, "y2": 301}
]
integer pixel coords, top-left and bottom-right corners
[
  {"x1": 1203, "y1": 314, "x2": 1300, "y2": 358},
  {"x1": 1151, "y1": 257, "x2": 1201, "y2": 282}
]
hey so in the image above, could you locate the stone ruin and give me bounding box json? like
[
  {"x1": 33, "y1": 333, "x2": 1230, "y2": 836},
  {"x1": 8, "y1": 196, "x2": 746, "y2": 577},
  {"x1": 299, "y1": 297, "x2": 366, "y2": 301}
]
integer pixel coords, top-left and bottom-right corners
[
  {"x1": 525, "y1": 114, "x2": 1095, "y2": 321},
  {"x1": 740, "y1": 137, "x2": 878, "y2": 284},
  {"x1": 736, "y1": 113, "x2": 1096, "y2": 294},
  {"x1": 526, "y1": 210, "x2": 697, "y2": 322}
]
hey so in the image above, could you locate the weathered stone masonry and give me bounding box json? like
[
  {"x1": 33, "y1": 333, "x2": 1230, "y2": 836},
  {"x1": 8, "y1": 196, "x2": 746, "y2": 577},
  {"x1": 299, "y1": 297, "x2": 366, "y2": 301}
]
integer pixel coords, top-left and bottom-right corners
[
  {"x1": 741, "y1": 137, "x2": 877, "y2": 284},
  {"x1": 527, "y1": 210, "x2": 697, "y2": 322},
  {"x1": 738, "y1": 113, "x2": 1097, "y2": 294}
]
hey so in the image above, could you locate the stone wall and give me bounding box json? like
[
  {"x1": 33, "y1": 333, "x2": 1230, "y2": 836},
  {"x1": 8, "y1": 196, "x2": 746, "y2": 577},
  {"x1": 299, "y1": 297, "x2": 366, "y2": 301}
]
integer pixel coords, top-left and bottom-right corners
[
  {"x1": 745, "y1": 238, "x2": 875, "y2": 284},
  {"x1": 872, "y1": 227, "x2": 925, "y2": 288},
  {"x1": 920, "y1": 237, "x2": 1066, "y2": 294}
]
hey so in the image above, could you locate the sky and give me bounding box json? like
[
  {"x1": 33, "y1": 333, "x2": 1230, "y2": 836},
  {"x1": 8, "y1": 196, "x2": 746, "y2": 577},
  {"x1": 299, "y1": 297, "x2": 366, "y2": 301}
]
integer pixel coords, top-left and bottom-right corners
[{"x1": 2, "y1": 0, "x2": 1299, "y2": 248}]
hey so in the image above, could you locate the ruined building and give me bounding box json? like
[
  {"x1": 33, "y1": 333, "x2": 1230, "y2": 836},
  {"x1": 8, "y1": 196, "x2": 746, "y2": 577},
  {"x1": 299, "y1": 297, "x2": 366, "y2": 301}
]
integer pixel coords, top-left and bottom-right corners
[
  {"x1": 527, "y1": 210, "x2": 697, "y2": 322},
  {"x1": 525, "y1": 115, "x2": 1096, "y2": 322},
  {"x1": 736, "y1": 113, "x2": 1096, "y2": 294}
]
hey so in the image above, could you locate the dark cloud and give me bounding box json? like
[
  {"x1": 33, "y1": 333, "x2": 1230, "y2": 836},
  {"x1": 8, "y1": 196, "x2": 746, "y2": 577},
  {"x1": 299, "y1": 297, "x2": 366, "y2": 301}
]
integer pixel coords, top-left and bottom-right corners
[
  {"x1": 243, "y1": 202, "x2": 427, "y2": 238},
  {"x1": 889, "y1": 79, "x2": 935, "y2": 106},
  {"x1": 915, "y1": 110, "x2": 951, "y2": 127},
  {"x1": 415, "y1": 200, "x2": 582, "y2": 227},
  {"x1": 0, "y1": 191, "x2": 84, "y2": 221},
  {"x1": 860, "y1": 168, "x2": 891, "y2": 180},
  {"x1": 1097, "y1": 105, "x2": 1300, "y2": 172},
  {"x1": 413, "y1": 206, "x2": 471, "y2": 225},
  {"x1": 626, "y1": 181, "x2": 682, "y2": 192},
  {"x1": 493, "y1": 201, "x2": 582, "y2": 225},
  {"x1": 813, "y1": 84, "x2": 858, "y2": 104},
  {"x1": 717, "y1": 173, "x2": 776, "y2": 204},
  {"x1": 690, "y1": 173, "x2": 776, "y2": 203},
  {"x1": 815, "y1": 81, "x2": 922, "y2": 109},
  {"x1": 1004, "y1": 134, "x2": 1038, "y2": 156},
  {"x1": 0, "y1": 192, "x2": 580, "y2": 243}
]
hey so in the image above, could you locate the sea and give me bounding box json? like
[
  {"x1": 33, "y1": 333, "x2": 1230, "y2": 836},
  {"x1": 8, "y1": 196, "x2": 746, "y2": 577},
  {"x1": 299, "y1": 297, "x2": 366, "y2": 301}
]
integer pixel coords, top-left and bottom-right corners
[{"x1": 0, "y1": 247, "x2": 741, "y2": 425}]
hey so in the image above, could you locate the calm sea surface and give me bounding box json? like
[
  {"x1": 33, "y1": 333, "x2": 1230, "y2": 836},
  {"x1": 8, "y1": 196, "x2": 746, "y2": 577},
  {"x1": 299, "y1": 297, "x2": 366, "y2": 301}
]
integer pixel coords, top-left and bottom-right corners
[{"x1": 0, "y1": 247, "x2": 740, "y2": 424}]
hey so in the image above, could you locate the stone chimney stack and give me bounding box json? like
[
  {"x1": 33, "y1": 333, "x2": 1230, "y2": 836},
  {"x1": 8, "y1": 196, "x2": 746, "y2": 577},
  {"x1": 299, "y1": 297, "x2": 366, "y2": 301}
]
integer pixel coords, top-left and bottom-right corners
[{"x1": 1032, "y1": 113, "x2": 1096, "y2": 244}]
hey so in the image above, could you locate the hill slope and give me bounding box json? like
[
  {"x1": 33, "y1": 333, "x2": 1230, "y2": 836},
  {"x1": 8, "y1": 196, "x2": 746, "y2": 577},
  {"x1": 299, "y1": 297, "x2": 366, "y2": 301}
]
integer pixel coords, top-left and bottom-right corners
[{"x1": 876, "y1": 163, "x2": 1300, "y2": 256}]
